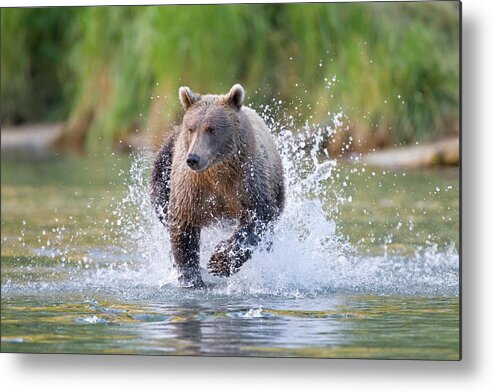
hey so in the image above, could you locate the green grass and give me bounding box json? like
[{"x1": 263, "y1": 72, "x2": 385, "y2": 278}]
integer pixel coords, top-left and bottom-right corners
[
  {"x1": 1, "y1": 8, "x2": 76, "y2": 123},
  {"x1": 1, "y1": 2, "x2": 460, "y2": 152}
]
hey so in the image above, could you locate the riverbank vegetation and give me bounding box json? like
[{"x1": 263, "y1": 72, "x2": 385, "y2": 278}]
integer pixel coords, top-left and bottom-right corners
[{"x1": 1, "y1": 2, "x2": 459, "y2": 153}]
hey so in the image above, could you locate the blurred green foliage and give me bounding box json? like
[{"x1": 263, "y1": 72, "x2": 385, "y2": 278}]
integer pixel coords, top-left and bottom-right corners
[
  {"x1": 1, "y1": 7, "x2": 75, "y2": 123},
  {"x1": 1, "y1": 2, "x2": 459, "y2": 151}
]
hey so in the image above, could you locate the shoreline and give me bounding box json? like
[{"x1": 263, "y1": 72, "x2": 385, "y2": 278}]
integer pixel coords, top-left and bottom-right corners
[{"x1": 1, "y1": 123, "x2": 459, "y2": 169}]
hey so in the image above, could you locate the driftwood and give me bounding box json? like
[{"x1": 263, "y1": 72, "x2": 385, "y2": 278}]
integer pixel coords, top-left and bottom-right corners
[
  {"x1": 1, "y1": 123, "x2": 63, "y2": 155},
  {"x1": 359, "y1": 137, "x2": 459, "y2": 169}
]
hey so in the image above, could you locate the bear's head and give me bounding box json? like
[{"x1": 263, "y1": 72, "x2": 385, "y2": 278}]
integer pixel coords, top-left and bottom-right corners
[{"x1": 178, "y1": 84, "x2": 245, "y2": 172}]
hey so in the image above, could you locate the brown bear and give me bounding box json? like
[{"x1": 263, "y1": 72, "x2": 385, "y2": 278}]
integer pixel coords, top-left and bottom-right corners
[{"x1": 151, "y1": 84, "x2": 285, "y2": 288}]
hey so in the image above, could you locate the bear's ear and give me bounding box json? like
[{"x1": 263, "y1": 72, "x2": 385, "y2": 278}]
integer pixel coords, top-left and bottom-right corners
[
  {"x1": 224, "y1": 84, "x2": 244, "y2": 110},
  {"x1": 179, "y1": 86, "x2": 200, "y2": 110}
]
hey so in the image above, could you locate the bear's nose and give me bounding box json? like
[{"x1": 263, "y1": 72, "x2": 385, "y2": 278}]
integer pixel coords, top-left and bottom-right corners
[{"x1": 186, "y1": 154, "x2": 201, "y2": 169}]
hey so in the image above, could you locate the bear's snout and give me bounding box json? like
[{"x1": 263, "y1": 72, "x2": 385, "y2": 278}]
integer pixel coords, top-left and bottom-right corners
[{"x1": 186, "y1": 153, "x2": 201, "y2": 170}]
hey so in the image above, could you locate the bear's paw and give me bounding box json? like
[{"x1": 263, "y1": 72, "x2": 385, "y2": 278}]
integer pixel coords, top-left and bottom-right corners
[{"x1": 207, "y1": 240, "x2": 251, "y2": 277}]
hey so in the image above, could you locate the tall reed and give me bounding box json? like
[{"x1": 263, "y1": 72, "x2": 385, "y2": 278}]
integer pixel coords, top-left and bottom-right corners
[{"x1": 1, "y1": 2, "x2": 459, "y2": 152}]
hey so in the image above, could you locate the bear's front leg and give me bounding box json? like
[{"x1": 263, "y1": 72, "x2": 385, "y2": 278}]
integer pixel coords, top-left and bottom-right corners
[
  {"x1": 207, "y1": 222, "x2": 264, "y2": 277},
  {"x1": 170, "y1": 225, "x2": 204, "y2": 288}
]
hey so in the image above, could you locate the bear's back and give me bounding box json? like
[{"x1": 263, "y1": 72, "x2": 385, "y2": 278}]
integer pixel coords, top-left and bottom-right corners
[{"x1": 241, "y1": 106, "x2": 283, "y2": 180}]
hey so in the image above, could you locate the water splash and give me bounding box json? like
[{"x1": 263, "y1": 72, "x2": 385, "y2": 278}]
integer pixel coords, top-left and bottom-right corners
[
  {"x1": 81, "y1": 104, "x2": 457, "y2": 298},
  {"x1": 2, "y1": 102, "x2": 459, "y2": 298}
]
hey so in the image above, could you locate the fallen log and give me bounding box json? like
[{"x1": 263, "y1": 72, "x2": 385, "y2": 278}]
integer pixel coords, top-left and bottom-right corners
[
  {"x1": 1, "y1": 123, "x2": 63, "y2": 155},
  {"x1": 359, "y1": 137, "x2": 459, "y2": 169}
]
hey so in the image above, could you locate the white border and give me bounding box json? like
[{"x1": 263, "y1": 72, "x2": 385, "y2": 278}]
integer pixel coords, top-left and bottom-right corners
[{"x1": 2, "y1": 0, "x2": 493, "y2": 391}]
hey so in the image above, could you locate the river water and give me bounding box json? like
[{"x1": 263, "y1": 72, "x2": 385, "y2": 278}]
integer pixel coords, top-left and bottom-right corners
[{"x1": 1, "y1": 121, "x2": 459, "y2": 359}]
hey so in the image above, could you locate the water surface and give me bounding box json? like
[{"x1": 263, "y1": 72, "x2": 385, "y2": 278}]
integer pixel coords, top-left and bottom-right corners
[{"x1": 1, "y1": 148, "x2": 459, "y2": 359}]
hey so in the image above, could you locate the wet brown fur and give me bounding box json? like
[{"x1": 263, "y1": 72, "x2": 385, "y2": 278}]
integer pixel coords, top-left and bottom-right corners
[{"x1": 151, "y1": 84, "x2": 284, "y2": 287}]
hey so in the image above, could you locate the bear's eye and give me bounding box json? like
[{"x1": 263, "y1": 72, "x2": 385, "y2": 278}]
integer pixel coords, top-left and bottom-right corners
[
  {"x1": 188, "y1": 127, "x2": 194, "y2": 133},
  {"x1": 205, "y1": 126, "x2": 215, "y2": 134}
]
